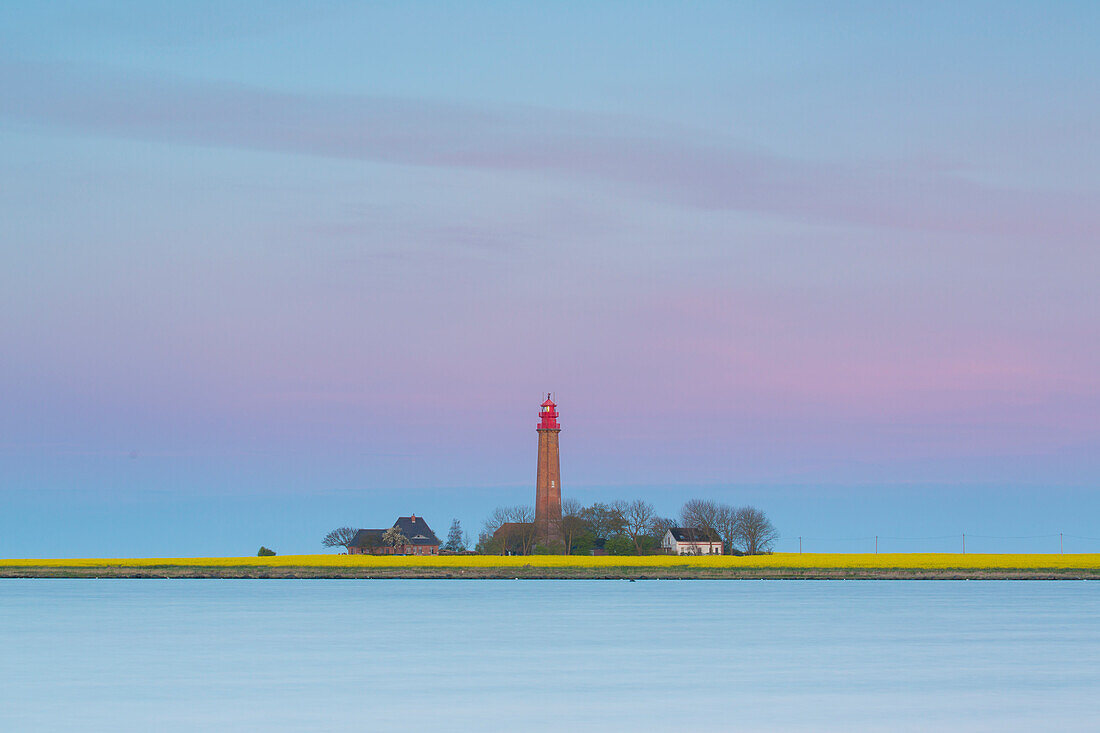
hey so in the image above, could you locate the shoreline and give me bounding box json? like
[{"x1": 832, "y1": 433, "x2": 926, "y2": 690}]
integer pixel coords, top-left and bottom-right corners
[{"x1": 3, "y1": 566, "x2": 1098, "y2": 580}]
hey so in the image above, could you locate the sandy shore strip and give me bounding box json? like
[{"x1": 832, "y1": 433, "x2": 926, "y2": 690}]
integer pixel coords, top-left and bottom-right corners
[{"x1": 3, "y1": 554, "x2": 1098, "y2": 580}]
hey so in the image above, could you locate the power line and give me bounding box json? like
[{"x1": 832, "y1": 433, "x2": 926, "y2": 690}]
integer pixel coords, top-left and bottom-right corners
[
  {"x1": 968, "y1": 533, "x2": 1060, "y2": 540},
  {"x1": 774, "y1": 532, "x2": 1100, "y2": 552},
  {"x1": 782, "y1": 533, "x2": 1091, "y2": 542}
]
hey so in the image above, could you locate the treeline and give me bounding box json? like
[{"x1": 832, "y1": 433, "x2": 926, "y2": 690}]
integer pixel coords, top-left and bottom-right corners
[{"x1": 477, "y1": 498, "x2": 776, "y2": 556}]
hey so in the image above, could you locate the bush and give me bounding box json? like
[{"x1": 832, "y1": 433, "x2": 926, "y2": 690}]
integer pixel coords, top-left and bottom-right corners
[
  {"x1": 571, "y1": 532, "x2": 597, "y2": 556},
  {"x1": 604, "y1": 535, "x2": 635, "y2": 556},
  {"x1": 257, "y1": 546, "x2": 276, "y2": 557},
  {"x1": 636, "y1": 535, "x2": 660, "y2": 555}
]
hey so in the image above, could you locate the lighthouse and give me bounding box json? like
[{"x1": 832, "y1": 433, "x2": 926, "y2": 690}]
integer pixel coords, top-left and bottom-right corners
[{"x1": 535, "y1": 394, "x2": 562, "y2": 544}]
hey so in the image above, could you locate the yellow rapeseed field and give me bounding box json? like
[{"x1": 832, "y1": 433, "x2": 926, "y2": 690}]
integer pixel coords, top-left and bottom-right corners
[{"x1": 2, "y1": 553, "x2": 1099, "y2": 570}]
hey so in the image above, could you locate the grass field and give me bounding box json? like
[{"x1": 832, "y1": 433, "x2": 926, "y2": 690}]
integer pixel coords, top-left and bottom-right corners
[{"x1": 2, "y1": 553, "x2": 1099, "y2": 579}]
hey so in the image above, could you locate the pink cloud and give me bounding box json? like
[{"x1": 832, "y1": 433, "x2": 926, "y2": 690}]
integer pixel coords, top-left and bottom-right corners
[{"x1": 3, "y1": 59, "x2": 1096, "y2": 241}]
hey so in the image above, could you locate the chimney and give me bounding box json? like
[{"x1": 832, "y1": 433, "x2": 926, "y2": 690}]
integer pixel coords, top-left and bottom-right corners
[{"x1": 411, "y1": 514, "x2": 416, "y2": 523}]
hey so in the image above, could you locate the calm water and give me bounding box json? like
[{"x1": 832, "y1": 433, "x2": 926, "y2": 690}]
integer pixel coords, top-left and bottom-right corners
[{"x1": 1, "y1": 580, "x2": 1098, "y2": 732}]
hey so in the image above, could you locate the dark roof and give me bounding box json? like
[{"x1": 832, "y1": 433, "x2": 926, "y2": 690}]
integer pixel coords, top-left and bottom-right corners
[
  {"x1": 493, "y1": 521, "x2": 534, "y2": 538},
  {"x1": 393, "y1": 515, "x2": 440, "y2": 546},
  {"x1": 350, "y1": 529, "x2": 385, "y2": 547},
  {"x1": 669, "y1": 527, "x2": 722, "y2": 543},
  {"x1": 349, "y1": 515, "x2": 440, "y2": 547}
]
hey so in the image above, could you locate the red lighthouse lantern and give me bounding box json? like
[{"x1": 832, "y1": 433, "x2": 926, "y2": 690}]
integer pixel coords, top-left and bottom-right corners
[{"x1": 538, "y1": 394, "x2": 560, "y2": 430}]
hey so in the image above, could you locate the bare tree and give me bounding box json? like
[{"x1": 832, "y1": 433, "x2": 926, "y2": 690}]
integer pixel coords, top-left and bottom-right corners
[
  {"x1": 322, "y1": 526, "x2": 358, "y2": 552},
  {"x1": 734, "y1": 506, "x2": 778, "y2": 555},
  {"x1": 712, "y1": 505, "x2": 737, "y2": 556},
  {"x1": 482, "y1": 506, "x2": 513, "y2": 555},
  {"x1": 508, "y1": 505, "x2": 538, "y2": 555},
  {"x1": 556, "y1": 498, "x2": 586, "y2": 555},
  {"x1": 480, "y1": 505, "x2": 538, "y2": 555},
  {"x1": 508, "y1": 505, "x2": 535, "y2": 524},
  {"x1": 621, "y1": 499, "x2": 656, "y2": 555},
  {"x1": 680, "y1": 499, "x2": 723, "y2": 534},
  {"x1": 381, "y1": 527, "x2": 409, "y2": 552},
  {"x1": 649, "y1": 515, "x2": 676, "y2": 540},
  {"x1": 483, "y1": 506, "x2": 510, "y2": 535}
]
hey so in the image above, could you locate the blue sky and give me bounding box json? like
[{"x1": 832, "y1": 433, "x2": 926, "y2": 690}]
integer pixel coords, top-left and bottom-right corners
[{"x1": 1, "y1": 2, "x2": 1098, "y2": 556}]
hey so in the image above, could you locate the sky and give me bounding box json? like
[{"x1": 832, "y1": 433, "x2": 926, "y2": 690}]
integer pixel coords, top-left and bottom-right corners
[{"x1": 1, "y1": 1, "x2": 1098, "y2": 557}]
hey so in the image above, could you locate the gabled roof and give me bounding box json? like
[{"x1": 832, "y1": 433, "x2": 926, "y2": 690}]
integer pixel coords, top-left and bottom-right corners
[
  {"x1": 350, "y1": 515, "x2": 440, "y2": 547},
  {"x1": 668, "y1": 527, "x2": 722, "y2": 543},
  {"x1": 393, "y1": 516, "x2": 440, "y2": 546},
  {"x1": 350, "y1": 529, "x2": 385, "y2": 547}
]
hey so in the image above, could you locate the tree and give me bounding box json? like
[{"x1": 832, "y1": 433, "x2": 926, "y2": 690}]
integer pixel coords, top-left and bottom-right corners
[
  {"x1": 734, "y1": 506, "x2": 778, "y2": 555},
  {"x1": 680, "y1": 499, "x2": 723, "y2": 535},
  {"x1": 445, "y1": 518, "x2": 466, "y2": 552},
  {"x1": 480, "y1": 505, "x2": 536, "y2": 555},
  {"x1": 649, "y1": 515, "x2": 676, "y2": 542},
  {"x1": 257, "y1": 546, "x2": 276, "y2": 556},
  {"x1": 571, "y1": 531, "x2": 597, "y2": 556},
  {"x1": 636, "y1": 534, "x2": 660, "y2": 555},
  {"x1": 474, "y1": 530, "x2": 495, "y2": 554},
  {"x1": 580, "y1": 502, "x2": 626, "y2": 540},
  {"x1": 382, "y1": 527, "x2": 409, "y2": 552},
  {"x1": 556, "y1": 498, "x2": 587, "y2": 555},
  {"x1": 712, "y1": 505, "x2": 737, "y2": 556},
  {"x1": 508, "y1": 505, "x2": 538, "y2": 555},
  {"x1": 604, "y1": 535, "x2": 635, "y2": 556},
  {"x1": 322, "y1": 526, "x2": 358, "y2": 552},
  {"x1": 682, "y1": 499, "x2": 747, "y2": 555},
  {"x1": 621, "y1": 499, "x2": 656, "y2": 555},
  {"x1": 482, "y1": 506, "x2": 510, "y2": 535},
  {"x1": 482, "y1": 506, "x2": 514, "y2": 555}
]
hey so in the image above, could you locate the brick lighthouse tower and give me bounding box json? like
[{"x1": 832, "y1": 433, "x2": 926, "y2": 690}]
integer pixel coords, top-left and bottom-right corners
[{"x1": 535, "y1": 394, "x2": 562, "y2": 544}]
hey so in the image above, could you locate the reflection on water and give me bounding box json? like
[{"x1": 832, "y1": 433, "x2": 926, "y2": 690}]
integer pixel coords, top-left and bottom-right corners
[{"x1": 1, "y1": 580, "x2": 1098, "y2": 732}]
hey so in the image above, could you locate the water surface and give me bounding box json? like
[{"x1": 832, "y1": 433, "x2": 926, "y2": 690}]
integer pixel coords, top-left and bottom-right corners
[{"x1": 2, "y1": 580, "x2": 1098, "y2": 731}]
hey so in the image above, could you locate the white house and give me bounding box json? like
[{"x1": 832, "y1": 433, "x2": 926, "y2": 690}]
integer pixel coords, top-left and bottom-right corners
[{"x1": 662, "y1": 527, "x2": 723, "y2": 555}]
